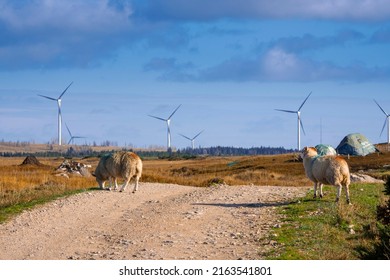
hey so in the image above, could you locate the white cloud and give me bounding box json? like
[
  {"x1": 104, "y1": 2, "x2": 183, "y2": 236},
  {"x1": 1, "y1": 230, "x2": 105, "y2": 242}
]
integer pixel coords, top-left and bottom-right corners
[
  {"x1": 0, "y1": 0, "x2": 135, "y2": 69},
  {"x1": 0, "y1": 0, "x2": 133, "y2": 32},
  {"x1": 1, "y1": 0, "x2": 389, "y2": 72},
  {"x1": 149, "y1": 46, "x2": 390, "y2": 83},
  {"x1": 259, "y1": 47, "x2": 390, "y2": 82},
  {"x1": 261, "y1": 48, "x2": 304, "y2": 80}
]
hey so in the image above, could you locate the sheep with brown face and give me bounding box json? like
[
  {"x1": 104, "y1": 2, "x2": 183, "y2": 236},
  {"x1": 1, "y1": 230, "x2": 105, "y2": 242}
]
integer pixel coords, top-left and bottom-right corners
[
  {"x1": 94, "y1": 151, "x2": 142, "y2": 193},
  {"x1": 301, "y1": 146, "x2": 351, "y2": 204}
]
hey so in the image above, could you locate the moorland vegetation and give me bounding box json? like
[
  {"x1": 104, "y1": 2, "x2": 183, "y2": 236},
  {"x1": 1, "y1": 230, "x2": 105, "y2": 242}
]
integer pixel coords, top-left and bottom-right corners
[{"x1": 0, "y1": 143, "x2": 389, "y2": 259}]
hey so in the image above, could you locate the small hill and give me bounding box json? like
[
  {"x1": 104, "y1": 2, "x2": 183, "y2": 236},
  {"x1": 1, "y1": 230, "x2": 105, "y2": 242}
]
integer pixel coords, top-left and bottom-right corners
[{"x1": 20, "y1": 155, "x2": 43, "y2": 166}]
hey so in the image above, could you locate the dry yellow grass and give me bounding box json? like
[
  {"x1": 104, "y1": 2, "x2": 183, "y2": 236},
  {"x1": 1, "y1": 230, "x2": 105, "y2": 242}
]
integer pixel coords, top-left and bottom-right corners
[
  {"x1": 0, "y1": 157, "x2": 96, "y2": 209},
  {"x1": 1, "y1": 150, "x2": 390, "y2": 212},
  {"x1": 141, "y1": 154, "x2": 312, "y2": 187},
  {"x1": 142, "y1": 150, "x2": 390, "y2": 187}
]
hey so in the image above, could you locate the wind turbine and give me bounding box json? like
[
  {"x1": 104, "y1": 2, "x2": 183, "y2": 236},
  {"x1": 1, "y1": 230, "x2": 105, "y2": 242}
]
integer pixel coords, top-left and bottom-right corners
[
  {"x1": 38, "y1": 82, "x2": 73, "y2": 145},
  {"x1": 148, "y1": 104, "x2": 181, "y2": 152},
  {"x1": 65, "y1": 123, "x2": 86, "y2": 145},
  {"x1": 275, "y1": 92, "x2": 312, "y2": 151},
  {"x1": 374, "y1": 99, "x2": 390, "y2": 144},
  {"x1": 179, "y1": 130, "x2": 204, "y2": 149}
]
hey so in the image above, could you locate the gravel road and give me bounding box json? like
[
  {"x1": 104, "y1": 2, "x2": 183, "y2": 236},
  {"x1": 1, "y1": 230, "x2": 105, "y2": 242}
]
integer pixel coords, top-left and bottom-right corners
[{"x1": 0, "y1": 183, "x2": 309, "y2": 260}]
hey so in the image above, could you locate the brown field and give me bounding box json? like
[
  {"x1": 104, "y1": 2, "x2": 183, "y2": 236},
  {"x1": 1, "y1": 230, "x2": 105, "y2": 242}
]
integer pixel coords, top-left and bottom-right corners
[
  {"x1": 1, "y1": 146, "x2": 390, "y2": 213},
  {"x1": 142, "y1": 153, "x2": 311, "y2": 187},
  {"x1": 0, "y1": 157, "x2": 97, "y2": 210}
]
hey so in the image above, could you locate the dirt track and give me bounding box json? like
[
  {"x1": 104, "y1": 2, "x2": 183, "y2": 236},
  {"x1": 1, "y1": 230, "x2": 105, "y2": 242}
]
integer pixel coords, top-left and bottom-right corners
[{"x1": 0, "y1": 183, "x2": 309, "y2": 260}]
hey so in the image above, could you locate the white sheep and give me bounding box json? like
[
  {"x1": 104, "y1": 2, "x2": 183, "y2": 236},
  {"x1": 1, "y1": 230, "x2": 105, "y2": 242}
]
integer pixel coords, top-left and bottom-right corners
[
  {"x1": 93, "y1": 151, "x2": 143, "y2": 193},
  {"x1": 301, "y1": 146, "x2": 351, "y2": 204}
]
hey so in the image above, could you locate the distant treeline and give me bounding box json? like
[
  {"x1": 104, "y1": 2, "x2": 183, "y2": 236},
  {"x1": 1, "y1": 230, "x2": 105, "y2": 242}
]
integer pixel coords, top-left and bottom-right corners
[
  {"x1": 177, "y1": 146, "x2": 296, "y2": 156},
  {"x1": 0, "y1": 145, "x2": 296, "y2": 158},
  {"x1": 0, "y1": 147, "x2": 99, "y2": 158}
]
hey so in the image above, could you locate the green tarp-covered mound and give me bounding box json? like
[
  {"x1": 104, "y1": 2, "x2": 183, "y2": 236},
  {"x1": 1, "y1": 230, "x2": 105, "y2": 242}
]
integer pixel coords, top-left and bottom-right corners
[
  {"x1": 315, "y1": 144, "x2": 337, "y2": 156},
  {"x1": 336, "y1": 133, "x2": 377, "y2": 156}
]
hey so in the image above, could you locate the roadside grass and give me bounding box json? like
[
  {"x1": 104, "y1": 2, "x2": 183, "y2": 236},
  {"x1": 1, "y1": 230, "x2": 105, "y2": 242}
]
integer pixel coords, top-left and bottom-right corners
[
  {"x1": 0, "y1": 160, "x2": 97, "y2": 223},
  {"x1": 0, "y1": 187, "x2": 97, "y2": 224},
  {"x1": 266, "y1": 183, "x2": 386, "y2": 259}
]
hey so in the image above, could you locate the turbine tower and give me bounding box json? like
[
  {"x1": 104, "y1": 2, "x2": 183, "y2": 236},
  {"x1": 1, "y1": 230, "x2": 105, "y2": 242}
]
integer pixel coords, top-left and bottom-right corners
[
  {"x1": 148, "y1": 104, "x2": 181, "y2": 152},
  {"x1": 374, "y1": 99, "x2": 390, "y2": 144},
  {"x1": 38, "y1": 82, "x2": 73, "y2": 145},
  {"x1": 179, "y1": 130, "x2": 204, "y2": 149},
  {"x1": 275, "y1": 92, "x2": 312, "y2": 151},
  {"x1": 65, "y1": 123, "x2": 86, "y2": 145}
]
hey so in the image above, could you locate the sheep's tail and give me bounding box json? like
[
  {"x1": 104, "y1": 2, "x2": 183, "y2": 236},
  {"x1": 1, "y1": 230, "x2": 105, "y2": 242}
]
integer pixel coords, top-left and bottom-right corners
[
  {"x1": 341, "y1": 174, "x2": 350, "y2": 187},
  {"x1": 340, "y1": 163, "x2": 351, "y2": 187}
]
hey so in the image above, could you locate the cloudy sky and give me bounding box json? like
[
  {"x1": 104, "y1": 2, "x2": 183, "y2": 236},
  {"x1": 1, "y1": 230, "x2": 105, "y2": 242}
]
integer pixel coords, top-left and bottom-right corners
[{"x1": 1, "y1": 0, "x2": 390, "y2": 150}]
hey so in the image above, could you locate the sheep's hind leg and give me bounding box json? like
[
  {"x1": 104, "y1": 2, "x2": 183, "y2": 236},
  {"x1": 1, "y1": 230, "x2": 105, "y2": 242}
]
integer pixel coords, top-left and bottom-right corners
[
  {"x1": 313, "y1": 182, "x2": 318, "y2": 199},
  {"x1": 335, "y1": 184, "x2": 342, "y2": 203},
  {"x1": 345, "y1": 184, "x2": 351, "y2": 205},
  {"x1": 119, "y1": 178, "x2": 130, "y2": 192},
  {"x1": 319, "y1": 183, "x2": 324, "y2": 198},
  {"x1": 132, "y1": 176, "x2": 140, "y2": 193}
]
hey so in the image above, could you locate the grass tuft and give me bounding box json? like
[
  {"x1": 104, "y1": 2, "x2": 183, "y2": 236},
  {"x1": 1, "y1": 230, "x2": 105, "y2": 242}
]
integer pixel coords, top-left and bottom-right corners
[{"x1": 266, "y1": 183, "x2": 386, "y2": 259}]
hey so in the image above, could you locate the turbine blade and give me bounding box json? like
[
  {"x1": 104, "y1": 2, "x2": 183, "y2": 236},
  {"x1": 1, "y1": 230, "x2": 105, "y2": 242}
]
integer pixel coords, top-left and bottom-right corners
[
  {"x1": 65, "y1": 123, "x2": 72, "y2": 137},
  {"x1": 300, "y1": 118, "x2": 306, "y2": 136},
  {"x1": 374, "y1": 99, "x2": 389, "y2": 116},
  {"x1": 68, "y1": 135, "x2": 86, "y2": 144},
  {"x1": 380, "y1": 118, "x2": 387, "y2": 137},
  {"x1": 59, "y1": 82, "x2": 73, "y2": 99},
  {"x1": 179, "y1": 133, "x2": 192, "y2": 141},
  {"x1": 168, "y1": 104, "x2": 181, "y2": 120},
  {"x1": 148, "y1": 115, "x2": 166, "y2": 121},
  {"x1": 298, "y1": 91, "x2": 312, "y2": 111},
  {"x1": 275, "y1": 109, "x2": 297, "y2": 114},
  {"x1": 193, "y1": 130, "x2": 204, "y2": 139},
  {"x1": 38, "y1": 94, "x2": 57, "y2": 101}
]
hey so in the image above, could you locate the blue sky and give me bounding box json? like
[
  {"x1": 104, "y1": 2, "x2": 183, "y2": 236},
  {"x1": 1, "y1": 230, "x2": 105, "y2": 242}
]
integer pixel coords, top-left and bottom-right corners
[{"x1": 1, "y1": 0, "x2": 390, "y2": 150}]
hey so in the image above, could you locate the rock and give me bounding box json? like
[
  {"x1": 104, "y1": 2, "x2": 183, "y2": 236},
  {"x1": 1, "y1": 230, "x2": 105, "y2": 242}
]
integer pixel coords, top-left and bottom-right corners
[
  {"x1": 55, "y1": 160, "x2": 92, "y2": 178},
  {"x1": 350, "y1": 173, "x2": 384, "y2": 183}
]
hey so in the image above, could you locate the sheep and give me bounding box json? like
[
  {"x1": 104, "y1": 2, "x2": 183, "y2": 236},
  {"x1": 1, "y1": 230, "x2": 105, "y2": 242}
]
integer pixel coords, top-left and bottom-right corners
[
  {"x1": 93, "y1": 151, "x2": 143, "y2": 193},
  {"x1": 301, "y1": 146, "x2": 351, "y2": 204}
]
